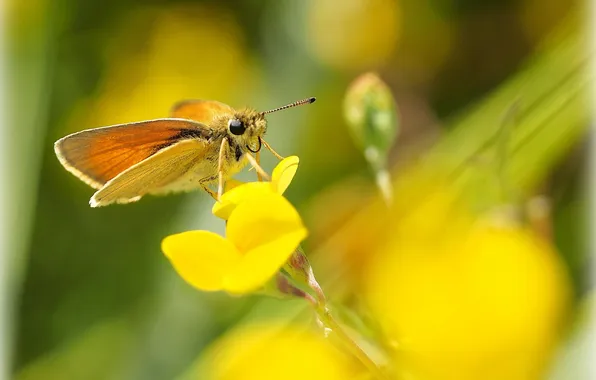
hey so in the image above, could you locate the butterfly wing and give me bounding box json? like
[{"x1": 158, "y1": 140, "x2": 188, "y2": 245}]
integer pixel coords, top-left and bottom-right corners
[
  {"x1": 55, "y1": 119, "x2": 211, "y2": 189},
  {"x1": 170, "y1": 100, "x2": 235, "y2": 123},
  {"x1": 90, "y1": 139, "x2": 212, "y2": 207}
]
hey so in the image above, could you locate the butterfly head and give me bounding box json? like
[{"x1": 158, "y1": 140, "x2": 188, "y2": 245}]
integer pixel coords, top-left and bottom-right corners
[
  {"x1": 226, "y1": 109, "x2": 267, "y2": 153},
  {"x1": 224, "y1": 97, "x2": 316, "y2": 154}
]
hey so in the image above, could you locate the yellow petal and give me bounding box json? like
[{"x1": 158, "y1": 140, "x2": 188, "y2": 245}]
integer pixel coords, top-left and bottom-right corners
[
  {"x1": 224, "y1": 229, "x2": 307, "y2": 293},
  {"x1": 271, "y1": 155, "x2": 299, "y2": 194},
  {"x1": 212, "y1": 182, "x2": 274, "y2": 220},
  {"x1": 226, "y1": 193, "x2": 306, "y2": 252},
  {"x1": 224, "y1": 194, "x2": 308, "y2": 293},
  {"x1": 161, "y1": 231, "x2": 242, "y2": 291},
  {"x1": 224, "y1": 178, "x2": 245, "y2": 192},
  {"x1": 208, "y1": 324, "x2": 356, "y2": 380}
]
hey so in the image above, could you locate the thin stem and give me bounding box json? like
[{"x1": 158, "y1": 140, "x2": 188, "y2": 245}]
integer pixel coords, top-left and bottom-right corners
[
  {"x1": 375, "y1": 168, "x2": 393, "y2": 206},
  {"x1": 306, "y1": 264, "x2": 327, "y2": 304},
  {"x1": 283, "y1": 248, "x2": 388, "y2": 378},
  {"x1": 315, "y1": 304, "x2": 389, "y2": 380}
]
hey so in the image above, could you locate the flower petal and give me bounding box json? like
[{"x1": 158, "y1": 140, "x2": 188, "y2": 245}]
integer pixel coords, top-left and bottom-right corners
[
  {"x1": 223, "y1": 194, "x2": 308, "y2": 293},
  {"x1": 224, "y1": 178, "x2": 245, "y2": 192},
  {"x1": 226, "y1": 193, "x2": 306, "y2": 253},
  {"x1": 271, "y1": 156, "x2": 299, "y2": 194},
  {"x1": 223, "y1": 229, "x2": 307, "y2": 293},
  {"x1": 162, "y1": 231, "x2": 242, "y2": 291},
  {"x1": 208, "y1": 323, "x2": 356, "y2": 380},
  {"x1": 212, "y1": 182, "x2": 274, "y2": 220}
]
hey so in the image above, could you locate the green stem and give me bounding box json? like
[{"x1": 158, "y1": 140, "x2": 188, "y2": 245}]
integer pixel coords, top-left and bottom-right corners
[
  {"x1": 283, "y1": 248, "x2": 388, "y2": 378},
  {"x1": 315, "y1": 303, "x2": 388, "y2": 379},
  {"x1": 374, "y1": 168, "x2": 393, "y2": 206}
]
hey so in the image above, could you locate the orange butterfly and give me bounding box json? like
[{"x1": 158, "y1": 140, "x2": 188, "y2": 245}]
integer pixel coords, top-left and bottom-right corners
[{"x1": 54, "y1": 97, "x2": 315, "y2": 207}]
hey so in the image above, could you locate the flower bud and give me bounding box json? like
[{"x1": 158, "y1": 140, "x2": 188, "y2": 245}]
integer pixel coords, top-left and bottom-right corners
[
  {"x1": 283, "y1": 248, "x2": 326, "y2": 304},
  {"x1": 343, "y1": 72, "x2": 399, "y2": 171}
]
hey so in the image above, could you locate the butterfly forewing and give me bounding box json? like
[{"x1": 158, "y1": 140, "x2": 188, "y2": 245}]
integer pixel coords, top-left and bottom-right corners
[
  {"x1": 55, "y1": 119, "x2": 210, "y2": 189},
  {"x1": 170, "y1": 100, "x2": 235, "y2": 124}
]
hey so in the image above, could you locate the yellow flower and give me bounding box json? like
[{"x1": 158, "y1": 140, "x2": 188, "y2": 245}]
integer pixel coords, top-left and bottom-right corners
[
  {"x1": 212, "y1": 156, "x2": 299, "y2": 219},
  {"x1": 162, "y1": 193, "x2": 308, "y2": 294},
  {"x1": 204, "y1": 323, "x2": 357, "y2": 380},
  {"x1": 365, "y1": 193, "x2": 570, "y2": 380}
]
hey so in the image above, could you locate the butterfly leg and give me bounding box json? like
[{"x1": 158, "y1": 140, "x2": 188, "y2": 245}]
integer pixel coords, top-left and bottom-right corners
[
  {"x1": 217, "y1": 137, "x2": 229, "y2": 200},
  {"x1": 261, "y1": 139, "x2": 285, "y2": 160},
  {"x1": 255, "y1": 150, "x2": 263, "y2": 181},
  {"x1": 200, "y1": 184, "x2": 218, "y2": 200},
  {"x1": 198, "y1": 173, "x2": 219, "y2": 200},
  {"x1": 244, "y1": 153, "x2": 270, "y2": 181}
]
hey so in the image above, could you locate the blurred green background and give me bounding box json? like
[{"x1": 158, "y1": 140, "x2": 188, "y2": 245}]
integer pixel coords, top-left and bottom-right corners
[{"x1": 3, "y1": 0, "x2": 590, "y2": 379}]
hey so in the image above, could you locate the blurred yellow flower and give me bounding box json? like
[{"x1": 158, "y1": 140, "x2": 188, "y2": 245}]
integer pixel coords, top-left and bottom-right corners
[
  {"x1": 365, "y1": 192, "x2": 570, "y2": 380},
  {"x1": 307, "y1": 0, "x2": 401, "y2": 71},
  {"x1": 205, "y1": 324, "x2": 357, "y2": 380},
  {"x1": 65, "y1": 4, "x2": 258, "y2": 135},
  {"x1": 212, "y1": 156, "x2": 300, "y2": 219},
  {"x1": 162, "y1": 193, "x2": 307, "y2": 294}
]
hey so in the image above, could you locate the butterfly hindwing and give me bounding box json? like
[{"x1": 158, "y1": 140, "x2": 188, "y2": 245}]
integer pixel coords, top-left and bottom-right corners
[
  {"x1": 90, "y1": 139, "x2": 212, "y2": 207},
  {"x1": 170, "y1": 100, "x2": 235, "y2": 124}
]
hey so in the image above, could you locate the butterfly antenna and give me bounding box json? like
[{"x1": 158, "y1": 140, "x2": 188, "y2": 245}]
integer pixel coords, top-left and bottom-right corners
[{"x1": 261, "y1": 97, "x2": 316, "y2": 115}]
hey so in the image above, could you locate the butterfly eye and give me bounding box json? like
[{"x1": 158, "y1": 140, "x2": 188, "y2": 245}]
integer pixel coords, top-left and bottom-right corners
[{"x1": 228, "y1": 119, "x2": 246, "y2": 136}]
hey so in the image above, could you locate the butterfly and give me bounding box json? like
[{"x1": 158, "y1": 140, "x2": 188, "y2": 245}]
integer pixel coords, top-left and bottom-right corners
[{"x1": 54, "y1": 97, "x2": 315, "y2": 207}]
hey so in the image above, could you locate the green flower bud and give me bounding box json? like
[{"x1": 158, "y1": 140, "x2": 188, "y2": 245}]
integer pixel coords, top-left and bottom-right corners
[
  {"x1": 343, "y1": 72, "x2": 399, "y2": 171},
  {"x1": 344, "y1": 73, "x2": 399, "y2": 204}
]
